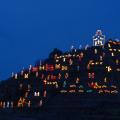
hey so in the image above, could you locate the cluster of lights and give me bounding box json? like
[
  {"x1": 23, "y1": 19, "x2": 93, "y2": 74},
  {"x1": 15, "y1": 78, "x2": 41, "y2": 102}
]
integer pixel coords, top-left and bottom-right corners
[{"x1": 1, "y1": 30, "x2": 120, "y2": 109}]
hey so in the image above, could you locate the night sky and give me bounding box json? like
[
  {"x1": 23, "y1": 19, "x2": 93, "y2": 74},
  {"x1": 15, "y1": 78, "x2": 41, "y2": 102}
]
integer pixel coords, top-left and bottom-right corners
[{"x1": 0, "y1": 0, "x2": 120, "y2": 80}]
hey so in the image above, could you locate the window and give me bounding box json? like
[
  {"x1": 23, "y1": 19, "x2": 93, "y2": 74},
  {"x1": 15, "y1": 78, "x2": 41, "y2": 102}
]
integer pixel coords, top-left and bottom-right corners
[
  {"x1": 116, "y1": 59, "x2": 119, "y2": 65},
  {"x1": 55, "y1": 64, "x2": 61, "y2": 69},
  {"x1": 76, "y1": 78, "x2": 80, "y2": 83},
  {"x1": 15, "y1": 74, "x2": 18, "y2": 79},
  {"x1": 111, "y1": 52, "x2": 114, "y2": 57},
  {"x1": 62, "y1": 66, "x2": 68, "y2": 70},
  {"x1": 100, "y1": 56, "x2": 103, "y2": 61},
  {"x1": 24, "y1": 73, "x2": 29, "y2": 79},
  {"x1": 28, "y1": 101, "x2": 31, "y2": 107},
  {"x1": 106, "y1": 66, "x2": 112, "y2": 72},
  {"x1": 65, "y1": 73, "x2": 69, "y2": 79},
  {"x1": 63, "y1": 57, "x2": 66, "y2": 62},
  {"x1": 21, "y1": 70, "x2": 24, "y2": 76},
  {"x1": 94, "y1": 49, "x2": 97, "y2": 54},
  {"x1": 51, "y1": 75, "x2": 56, "y2": 81},
  {"x1": 69, "y1": 59, "x2": 73, "y2": 65},
  {"x1": 39, "y1": 65, "x2": 45, "y2": 70},
  {"x1": 58, "y1": 73, "x2": 62, "y2": 79},
  {"x1": 43, "y1": 91, "x2": 47, "y2": 97},
  {"x1": 34, "y1": 92, "x2": 40, "y2": 97},
  {"x1": 19, "y1": 84, "x2": 23, "y2": 89},
  {"x1": 46, "y1": 64, "x2": 54, "y2": 71},
  {"x1": 36, "y1": 72, "x2": 39, "y2": 77},
  {"x1": 88, "y1": 73, "x2": 95, "y2": 79},
  {"x1": 28, "y1": 84, "x2": 31, "y2": 91}
]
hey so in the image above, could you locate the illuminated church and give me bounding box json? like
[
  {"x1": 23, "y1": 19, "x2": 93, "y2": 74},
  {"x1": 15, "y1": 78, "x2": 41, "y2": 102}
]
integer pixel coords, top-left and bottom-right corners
[{"x1": 93, "y1": 30, "x2": 105, "y2": 46}]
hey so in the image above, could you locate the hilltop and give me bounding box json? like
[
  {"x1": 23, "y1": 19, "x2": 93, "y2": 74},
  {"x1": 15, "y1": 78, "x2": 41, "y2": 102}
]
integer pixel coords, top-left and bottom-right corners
[{"x1": 0, "y1": 30, "x2": 120, "y2": 119}]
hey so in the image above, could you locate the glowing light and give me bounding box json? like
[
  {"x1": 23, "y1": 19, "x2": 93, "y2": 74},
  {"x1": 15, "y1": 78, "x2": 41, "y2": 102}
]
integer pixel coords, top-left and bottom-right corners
[
  {"x1": 24, "y1": 73, "x2": 29, "y2": 79},
  {"x1": 106, "y1": 66, "x2": 112, "y2": 72},
  {"x1": 62, "y1": 66, "x2": 68, "y2": 70},
  {"x1": 34, "y1": 92, "x2": 40, "y2": 97},
  {"x1": 93, "y1": 30, "x2": 105, "y2": 46},
  {"x1": 55, "y1": 64, "x2": 61, "y2": 69},
  {"x1": 18, "y1": 97, "x2": 26, "y2": 108},
  {"x1": 15, "y1": 73, "x2": 18, "y2": 79}
]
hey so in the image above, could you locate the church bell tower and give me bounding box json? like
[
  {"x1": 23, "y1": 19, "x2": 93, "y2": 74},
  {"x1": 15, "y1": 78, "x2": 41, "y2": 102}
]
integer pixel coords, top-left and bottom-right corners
[{"x1": 93, "y1": 30, "x2": 105, "y2": 46}]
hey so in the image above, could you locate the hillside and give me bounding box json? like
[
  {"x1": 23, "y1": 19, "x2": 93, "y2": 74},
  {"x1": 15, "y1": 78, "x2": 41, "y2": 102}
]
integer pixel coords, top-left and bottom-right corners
[
  {"x1": 0, "y1": 30, "x2": 120, "y2": 119},
  {"x1": 0, "y1": 39, "x2": 120, "y2": 108}
]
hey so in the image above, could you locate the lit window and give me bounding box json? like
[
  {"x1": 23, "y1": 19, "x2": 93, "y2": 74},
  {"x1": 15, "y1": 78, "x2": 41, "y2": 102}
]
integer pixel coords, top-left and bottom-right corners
[
  {"x1": 15, "y1": 74, "x2": 18, "y2": 79},
  {"x1": 19, "y1": 83, "x2": 23, "y2": 89},
  {"x1": 100, "y1": 56, "x2": 103, "y2": 61},
  {"x1": 63, "y1": 81, "x2": 66, "y2": 87},
  {"x1": 88, "y1": 73, "x2": 95, "y2": 79},
  {"x1": 54, "y1": 54, "x2": 58, "y2": 59},
  {"x1": 25, "y1": 92, "x2": 28, "y2": 98},
  {"x1": 111, "y1": 52, "x2": 114, "y2": 56},
  {"x1": 69, "y1": 90, "x2": 76, "y2": 93},
  {"x1": 6, "y1": 102, "x2": 10, "y2": 108},
  {"x1": 28, "y1": 101, "x2": 31, "y2": 108},
  {"x1": 32, "y1": 67, "x2": 38, "y2": 72},
  {"x1": 69, "y1": 59, "x2": 73, "y2": 65},
  {"x1": 55, "y1": 64, "x2": 61, "y2": 69},
  {"x1": 116, "y1": 59, "x2": 119, "y2": 65},
  {"x1": 56, "y1": 59, "x2": 59, "y2": 62},
  {"x1": 39, "y1": 65, "x2": 45, "y2": 70},
  {"x1": 11, "y1": 72, "x2": 14, "y2": 77},
  {"x1": 58, "y1": 73, "x2": 62, "y2": 79},
  {"x1": 46, "y1": 64, "x2": 54, "y2": 71},
  {"x1": 43, "y1": 91, "x2": 47, "y2": 98},
  {"x1": 78, "y1": 90, "x2": 84, "y2": 93},
  {"x1": 36, "y1": 72, "x2": 39, "y2": 77},
  {"x1": 106, "y1": 66, "x2": 112, "y2": 72},
  {"x1": 65, "y1": 73, "x2": 69, "y2": 79},
  {"x1": 94, "y1": 49, "x2": 97, "y2": 54},
  {"x1": 63, "y1": 57, "x2": 66, "y2": 62},
  {"x1": 34, "y1": 92, "x2": 40, "y2": 97},
  {"x1": 62, "y1": 66, "x2": 68, "y2": 70},
  {"x1": 28, "y1": 84, "x2": 31, "y2": 91},
  {"x1": 18, "y1": 97, "x2": 25, "y2": 108},
  {"x1": 116, "y1": 68, "x2": 120, "y2": 72},
  {"x1": 24, "y1": 73, "x2": 29, "y2": 79},
  {"x1": 11, "y1": 102, "x2": 13, "y2": 108},
  {"x1": 111, "y1": 90, "x2": 118, "y2": 94},
  {"x1": 47, "y1": 75, "x2": 50, "y2": 80},
  {"x1": 80, "y1": 52, "x2": 84, "y2": 58},
  {"x1": 73, "y1": 54, "x2": 76, "y2": 57},
  {"x1": 104, "y1": 77, "x2": 107, "y2": 82},
  {"x1": 109, "y1": 49, "x2": 112, "y2": 51},
  {"x1": 108, "y1": 43, "x2": 111, "y2": 48},
  {"x1": 51, "y1": 75, "x2": 56, "y2": 81},
  {"x1": 21, "y1": 70, "x2": 24, "y2": 76},
  {"x1": 39, "y1": 100, "x2": 43, "y2": 107},
  {"x1": 76, "y1": 77, "x2": 80, "y2": 83},
  {"x1": 3, "y1": 102, "x2": 5, "y2": 108},
  {"x1": 70, "y1": 84, "x2": 76, "y2": 88},
  {"x1": 60, "y1": 90, "x2": 67, "y2": 93}
]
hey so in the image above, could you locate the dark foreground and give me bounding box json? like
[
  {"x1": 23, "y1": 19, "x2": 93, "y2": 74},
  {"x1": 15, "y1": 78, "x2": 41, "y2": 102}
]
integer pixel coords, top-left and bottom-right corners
[{"x1": 0, "y1": 94, "x2": 120, "y2": 120}]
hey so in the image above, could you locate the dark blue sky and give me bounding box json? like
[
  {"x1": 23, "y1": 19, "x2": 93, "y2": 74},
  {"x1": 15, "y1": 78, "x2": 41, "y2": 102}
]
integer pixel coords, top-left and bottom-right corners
[{"x1": 0, "y1": 0, "x2": 120, "y2": 80}]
